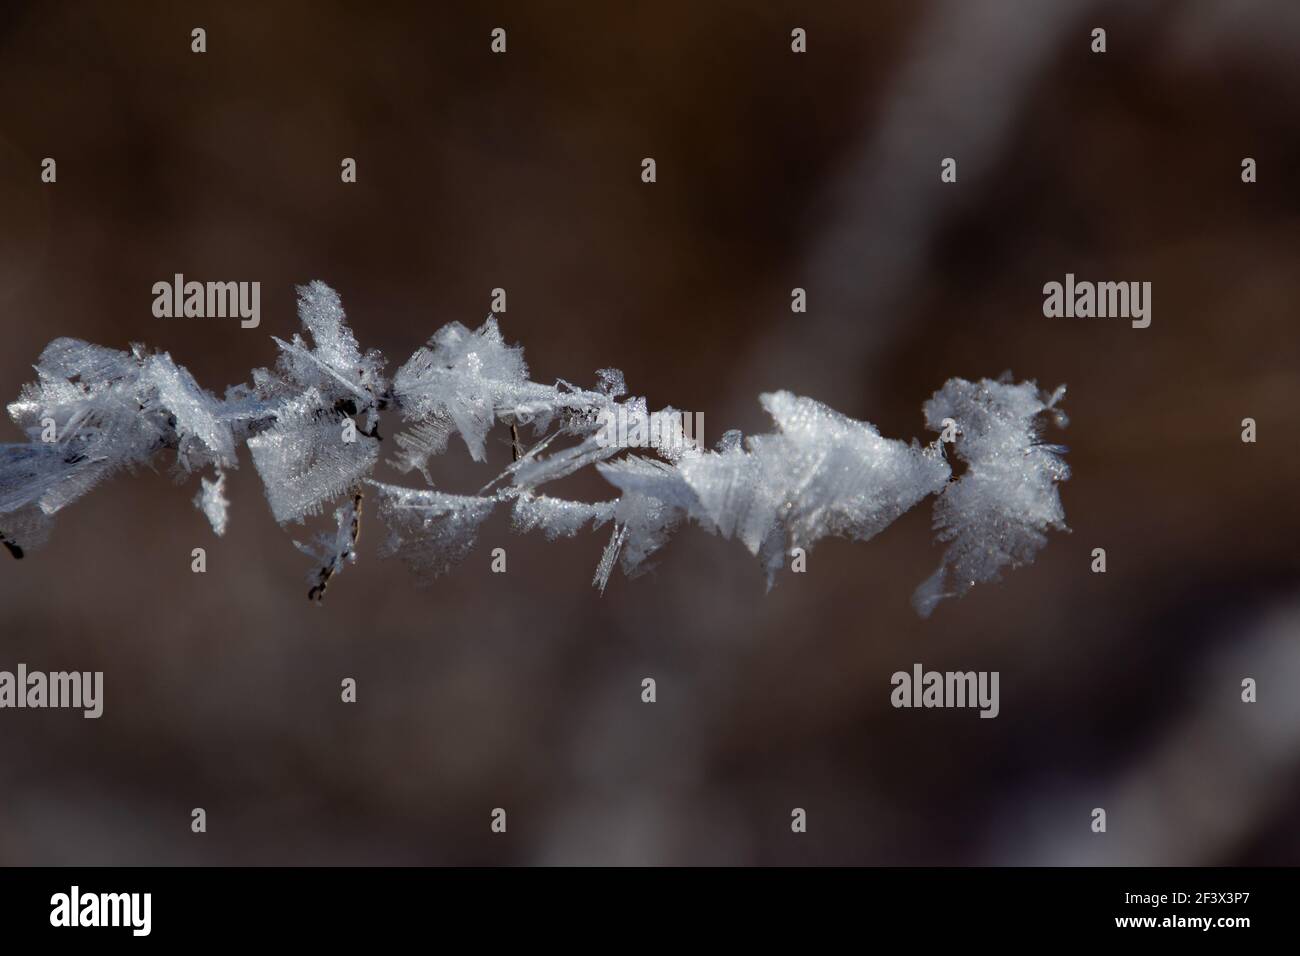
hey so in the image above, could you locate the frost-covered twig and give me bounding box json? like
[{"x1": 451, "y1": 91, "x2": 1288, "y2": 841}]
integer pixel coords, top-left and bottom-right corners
[
  {"x1": 0, "y1": 282, "x2": 1069, "y2": 615},
  {"x1": 296, "y1": 487, "x2": 363, "y2": 604}
]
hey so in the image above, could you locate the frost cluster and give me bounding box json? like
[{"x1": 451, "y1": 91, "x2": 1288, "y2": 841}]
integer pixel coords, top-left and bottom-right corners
[{"x1": 0, "y1": 282, "x2": 1069, "y2": 614}]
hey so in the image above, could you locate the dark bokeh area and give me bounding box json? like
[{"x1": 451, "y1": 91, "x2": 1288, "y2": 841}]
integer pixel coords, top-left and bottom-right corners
[{"x1": 1, "y1": 1, "x2": 1298, "y2": 864}]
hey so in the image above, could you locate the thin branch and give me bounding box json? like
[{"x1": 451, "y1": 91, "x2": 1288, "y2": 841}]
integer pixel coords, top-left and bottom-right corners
[{"x1": 307, "y1": 487, "x2": 363, "y2": 604}]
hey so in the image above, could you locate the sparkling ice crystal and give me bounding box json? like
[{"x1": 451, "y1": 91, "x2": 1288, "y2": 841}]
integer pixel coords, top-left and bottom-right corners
[{"x1": 0, "y1": 282, "x2": 1068, "y2": 615}]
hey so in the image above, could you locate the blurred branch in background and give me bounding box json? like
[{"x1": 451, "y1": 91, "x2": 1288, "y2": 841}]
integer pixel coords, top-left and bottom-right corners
[{"x1": 728, "y1": 0, "x2": 1090, "y2": 413}]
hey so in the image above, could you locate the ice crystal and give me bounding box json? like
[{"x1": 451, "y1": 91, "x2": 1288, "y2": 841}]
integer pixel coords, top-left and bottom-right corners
[
  {"x1": 246, "y1": 387, "x2": 379, "y2": 524},
  {"x1": 676, "y1": 392, "x2": 952, "y2": 584},
  {"x1": 194, "y1": 469, "x2": 229, "y2": 536},
  {"x1": 0, "y1": 282, "x2": 1069, "y2": 614},
  {"x1": 911, "y1": 378, "x2": 1070, "y2": 617},
  {"x1": 512, "y1": 493, "x2": 616, "y2": 540},
  {"x1": 369, "y1": 482, "x2": 498, "y2": 580},
  {"x1": 4, "y1": 337, "x2": 236, "y2": 521}
]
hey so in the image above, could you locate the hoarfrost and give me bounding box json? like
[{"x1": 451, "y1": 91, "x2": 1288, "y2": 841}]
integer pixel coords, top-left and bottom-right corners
[
  {"x1": 369, "y1": 481, "x2": 498, "y2": 580},
  {"x1": 593, "y1": 523, "x2": 628, "y2": 595},
  {"x1": 0, "y1": 281, "x2": 1069, "y2": 614},
  {"x1": 391, "y1": 316, "x2": 528, "y2": 463},
  {"x1": 512, "y1": 493, "x2": 616, "y2": 540},
  {"x1": 194, "y1": 468, "x2": 229, "y2": 536},
  {"x1": 271, "y1": 281, "x2": 387, "y2": 405},
  {"x1": 912, "y1": 378, "x2": 1070, "y2": 617},
  {"x1": 594, "y1": 392, "x2": 952, "y2": 587},
  {"x1": 246, "y1": 387, "x2": 378, "y2": 524},
  {"x1": 4, "y1": 338, "x2": 234, "y2": 518}
]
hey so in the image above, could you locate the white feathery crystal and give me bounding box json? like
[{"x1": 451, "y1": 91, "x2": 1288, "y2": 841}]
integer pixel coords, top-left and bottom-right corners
[
  {"x1": 0, "y1": 282, "x2": 1069, "y2": 614},
  {"x1": 911, "y1": 378, "x2": 1070, "y2": 617},
  {"x1": 194, "y1": 468, "x2": 229, "y2": 537}
]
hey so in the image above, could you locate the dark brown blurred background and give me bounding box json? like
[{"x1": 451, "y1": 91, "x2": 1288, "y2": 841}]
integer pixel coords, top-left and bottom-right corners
[{"x1": 1, "y1": 0, "x2": 1298, "y2": 865}]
